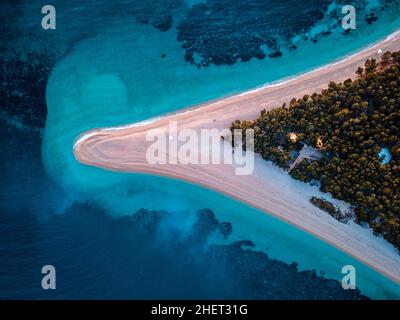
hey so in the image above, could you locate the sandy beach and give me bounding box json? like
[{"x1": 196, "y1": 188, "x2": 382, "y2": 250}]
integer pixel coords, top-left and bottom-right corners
[{"x1": 74, "y1": 30, "x2": 400, "y2": 284}]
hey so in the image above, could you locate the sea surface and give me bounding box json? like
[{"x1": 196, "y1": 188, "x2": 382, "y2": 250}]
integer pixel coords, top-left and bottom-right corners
[{"x1": 1, "y1": 0, "x2": 400, "y2": 299}]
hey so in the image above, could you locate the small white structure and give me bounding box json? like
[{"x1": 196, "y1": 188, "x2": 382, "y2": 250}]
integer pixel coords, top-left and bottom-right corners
[
  {"x1": 290, "y1": 145, "x2": 323, "y2": 170},
  {"x1": 378, "y1": 147, "x2": 392, "y2": 164}
]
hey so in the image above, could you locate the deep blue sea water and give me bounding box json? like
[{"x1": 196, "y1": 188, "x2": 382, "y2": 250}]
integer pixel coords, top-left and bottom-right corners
[{"x1": 1, "y1": 0, "x2": 400, "y2": 299}]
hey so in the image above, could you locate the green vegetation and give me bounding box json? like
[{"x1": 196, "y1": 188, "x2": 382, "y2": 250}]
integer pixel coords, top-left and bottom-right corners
[
  {"x1": 310, "y1": 197, "x2": 351, "y2": 224},
  {"x1": 231, "y1": 51, "x2": 400, "y2": 250}
]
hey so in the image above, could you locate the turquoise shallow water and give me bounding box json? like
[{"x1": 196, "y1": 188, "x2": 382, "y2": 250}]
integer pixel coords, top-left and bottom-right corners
[{"x1": 42, "y1": 7, "x2": 400, "y2": 298}]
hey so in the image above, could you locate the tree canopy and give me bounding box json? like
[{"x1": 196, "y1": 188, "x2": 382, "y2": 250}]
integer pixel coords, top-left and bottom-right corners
[{"x1": 232, "y1": 51, "x2": 400, "y2": 250}]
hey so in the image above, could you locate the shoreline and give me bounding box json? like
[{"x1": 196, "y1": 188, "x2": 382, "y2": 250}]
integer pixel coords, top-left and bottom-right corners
[
  {"x1": 73, "y1": 29, "x2": 400, "y2": 285},
  {"x1": 74, "y1": 29, "x2": 400, "y2": 147}
]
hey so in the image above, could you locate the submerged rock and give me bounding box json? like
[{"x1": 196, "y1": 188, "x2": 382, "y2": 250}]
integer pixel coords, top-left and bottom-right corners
[
  {"x1": 153, "y1": 15, "x2": 173, "y2": 32},
  {"x1": 218, "y1": 222, "x2": 232, "y2": 239},
  {"x1": 365, "y1": 13, "x2": 378, "y2": 24},
  {"x1": 268, "y1": 50, "x2": 283, "y2": 58}
]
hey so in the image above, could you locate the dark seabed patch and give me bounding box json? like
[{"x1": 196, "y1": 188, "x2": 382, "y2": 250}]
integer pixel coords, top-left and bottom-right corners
[
  {"x1": 177, "y1": 0, "x2": 330, "y2": 67},
  {"x1": 176, "y1": 0, "x2": 395, "y2": 67},
  {"x1": 115, "y1": 0, "x2": 184, "y2": 32},
  {"x1": 0, "y1": 204, "x2": 369, "y2": 299}
]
